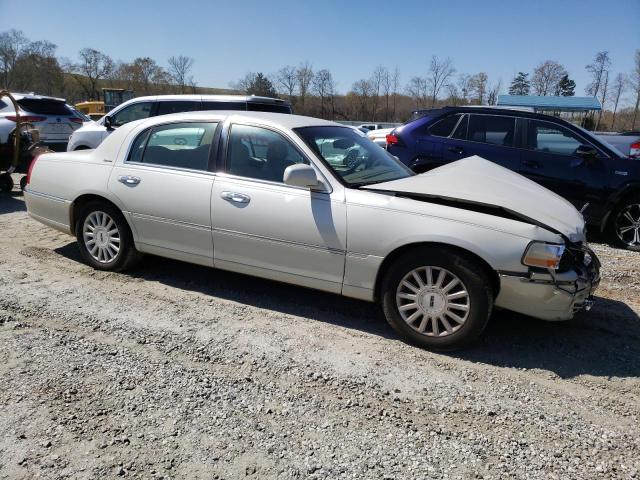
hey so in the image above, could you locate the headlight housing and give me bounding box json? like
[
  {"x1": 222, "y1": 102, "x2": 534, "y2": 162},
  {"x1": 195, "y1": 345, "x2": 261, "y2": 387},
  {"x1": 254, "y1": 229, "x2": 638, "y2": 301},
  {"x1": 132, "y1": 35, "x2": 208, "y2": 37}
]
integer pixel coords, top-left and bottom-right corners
[{"x1": 522, "y1": 242, "x2": 565, "y2": 270}]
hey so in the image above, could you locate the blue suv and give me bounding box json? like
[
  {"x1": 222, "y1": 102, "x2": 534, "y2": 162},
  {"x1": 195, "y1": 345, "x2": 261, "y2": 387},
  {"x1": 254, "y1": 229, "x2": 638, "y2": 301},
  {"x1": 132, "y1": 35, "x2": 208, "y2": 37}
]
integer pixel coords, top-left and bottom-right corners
[{"x1": 386, "y1": 107, "x2": 640, "y2": 251}]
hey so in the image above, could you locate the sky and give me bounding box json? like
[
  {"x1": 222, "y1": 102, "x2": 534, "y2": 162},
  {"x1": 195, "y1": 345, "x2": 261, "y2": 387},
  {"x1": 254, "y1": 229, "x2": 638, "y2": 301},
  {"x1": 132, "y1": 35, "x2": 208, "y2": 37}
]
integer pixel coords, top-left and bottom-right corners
[{"x1": 1, "y1": 0, "x2": 639, "y2": 102}]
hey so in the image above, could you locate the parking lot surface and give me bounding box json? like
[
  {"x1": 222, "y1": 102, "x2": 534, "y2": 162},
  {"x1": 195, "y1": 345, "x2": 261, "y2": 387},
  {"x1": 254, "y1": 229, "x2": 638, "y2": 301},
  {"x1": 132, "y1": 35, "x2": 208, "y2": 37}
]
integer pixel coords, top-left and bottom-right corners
[{"x1": 1, "y1": 191, "x2": 639, "y2": 479}]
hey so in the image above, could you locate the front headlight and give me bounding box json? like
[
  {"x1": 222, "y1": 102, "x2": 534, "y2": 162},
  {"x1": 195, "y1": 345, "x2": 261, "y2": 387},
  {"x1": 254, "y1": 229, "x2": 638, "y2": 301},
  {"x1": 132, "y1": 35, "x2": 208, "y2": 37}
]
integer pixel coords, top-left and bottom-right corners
[{"x1": 522, "y1": 242, "x2": 565, "y2": 270}]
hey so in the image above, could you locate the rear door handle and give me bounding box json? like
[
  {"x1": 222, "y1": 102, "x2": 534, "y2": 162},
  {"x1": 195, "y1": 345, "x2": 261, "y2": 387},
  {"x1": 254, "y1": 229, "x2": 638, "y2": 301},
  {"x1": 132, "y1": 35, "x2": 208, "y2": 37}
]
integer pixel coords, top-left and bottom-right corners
[
  {"x1": 447, "y1": 146, "x2": 464, "y2": 154},
  {"x1": 118, "y1": 175, "x2": 141, "y2": 186},
  {"x1": 522, "y1": 160, "x2": 541, "y2": 169},
  {"x1": 220, "y1": 191, "x2": 251, "y2": 204}
]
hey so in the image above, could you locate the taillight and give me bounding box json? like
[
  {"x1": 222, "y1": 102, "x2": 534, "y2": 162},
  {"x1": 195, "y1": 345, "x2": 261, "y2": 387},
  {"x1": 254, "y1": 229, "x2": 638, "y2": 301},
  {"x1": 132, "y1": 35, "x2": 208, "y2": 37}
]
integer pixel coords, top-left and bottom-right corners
[
  {"x1": 6, "y1": 115, "x2": 47, "y2": 123},
  {"x1": 630, "y1": 141, "x2": 640, "y2": 158},
  {"x1": 386, "y1": 133, "x2": 400, "y2": 146},
  {"x1": 26, "y1": 155, "x2": 39, "y2": 186},
  {"x1": 69, "y1": 117, "x2": 84, "y2": 124}
]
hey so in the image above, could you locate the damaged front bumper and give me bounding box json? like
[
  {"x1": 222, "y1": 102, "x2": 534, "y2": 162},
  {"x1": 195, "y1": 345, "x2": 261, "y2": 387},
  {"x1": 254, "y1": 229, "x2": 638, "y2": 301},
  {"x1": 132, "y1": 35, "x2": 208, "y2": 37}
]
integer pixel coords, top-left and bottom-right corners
[{"x1": 495, "y1": 244, "x2": 600, "y2": 321}]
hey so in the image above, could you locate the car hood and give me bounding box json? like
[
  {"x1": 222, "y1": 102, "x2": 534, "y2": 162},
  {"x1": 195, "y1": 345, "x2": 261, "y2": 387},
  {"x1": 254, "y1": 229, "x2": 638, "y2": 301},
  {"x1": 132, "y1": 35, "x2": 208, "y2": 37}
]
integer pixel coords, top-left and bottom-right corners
[
  {"x1": 363, "y1": 156, "x2": 585, "y2": 241},
  {"x1": 75, "y1": 121, "x2": 106, "y2": 133}
]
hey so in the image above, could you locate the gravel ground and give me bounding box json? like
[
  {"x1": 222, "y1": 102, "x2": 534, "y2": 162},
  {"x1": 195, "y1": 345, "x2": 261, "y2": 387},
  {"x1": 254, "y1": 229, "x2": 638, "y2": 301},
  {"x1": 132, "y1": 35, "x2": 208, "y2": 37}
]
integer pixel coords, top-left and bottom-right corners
[{"x1": 1, "y1": 186, "x2": 639, "y2": 480}]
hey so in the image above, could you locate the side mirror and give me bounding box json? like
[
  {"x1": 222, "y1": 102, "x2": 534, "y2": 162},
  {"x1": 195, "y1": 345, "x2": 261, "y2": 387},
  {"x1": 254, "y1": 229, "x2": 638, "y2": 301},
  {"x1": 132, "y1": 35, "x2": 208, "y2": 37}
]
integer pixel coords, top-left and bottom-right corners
[
  {"x1": 283, "y1": 164, "x2": 319, "y2": 189},
  {"x1": 104, "y1": 115, "x2": 114, "y2": 130},
  {"x1": 574, "y1": 144, "x2": 598, "y2": 158}
]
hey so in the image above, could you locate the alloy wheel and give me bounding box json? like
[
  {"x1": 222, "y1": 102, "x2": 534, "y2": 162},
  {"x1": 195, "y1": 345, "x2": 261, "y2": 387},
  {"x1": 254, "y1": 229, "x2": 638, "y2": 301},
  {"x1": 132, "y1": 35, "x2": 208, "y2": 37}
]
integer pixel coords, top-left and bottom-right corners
[
  {"x1": 395, "y1": 266, "x2": 470, "y2": 337},
  {"x1": 82, "y1": 211, "x2": 121, "y2": 263},
  {"x1": 615, "y1": 203, "x2": 640, "y2": 248}
]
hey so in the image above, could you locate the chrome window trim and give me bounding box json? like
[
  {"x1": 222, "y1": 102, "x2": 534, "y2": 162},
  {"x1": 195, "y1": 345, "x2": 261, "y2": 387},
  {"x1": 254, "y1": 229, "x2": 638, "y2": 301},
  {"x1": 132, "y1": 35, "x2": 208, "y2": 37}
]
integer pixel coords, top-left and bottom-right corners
[
  {"x1": 122, "y1": 120, "x2": 222, "y2": 174},
  {"x1": 222, "y1": 122, "x2": 334, "y2": 194}
]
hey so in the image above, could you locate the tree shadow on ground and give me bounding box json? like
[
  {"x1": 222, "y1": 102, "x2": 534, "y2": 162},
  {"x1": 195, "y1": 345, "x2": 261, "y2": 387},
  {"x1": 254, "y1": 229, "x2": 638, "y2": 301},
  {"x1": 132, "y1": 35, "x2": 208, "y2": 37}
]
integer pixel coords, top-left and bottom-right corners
[{"x1": 55, "y1": 242, "x2": 640, "y2": 379}]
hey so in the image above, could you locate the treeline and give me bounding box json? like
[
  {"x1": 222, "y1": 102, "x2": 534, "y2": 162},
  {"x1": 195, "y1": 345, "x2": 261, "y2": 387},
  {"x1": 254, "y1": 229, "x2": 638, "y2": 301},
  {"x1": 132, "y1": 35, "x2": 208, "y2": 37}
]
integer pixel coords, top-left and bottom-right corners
[{"x1": 1, "y1": 29, "x2": 639, "y2": 130}]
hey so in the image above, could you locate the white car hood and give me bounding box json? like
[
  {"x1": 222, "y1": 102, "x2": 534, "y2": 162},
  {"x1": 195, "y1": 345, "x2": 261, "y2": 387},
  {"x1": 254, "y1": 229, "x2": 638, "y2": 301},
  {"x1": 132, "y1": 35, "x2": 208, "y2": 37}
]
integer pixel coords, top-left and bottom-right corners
[
  {"x1": 76, "y1": 120, "x2": 106, "y2": 133},
  {"x1": 364, "y1": 156, "x2": 585, "y2": 241}
]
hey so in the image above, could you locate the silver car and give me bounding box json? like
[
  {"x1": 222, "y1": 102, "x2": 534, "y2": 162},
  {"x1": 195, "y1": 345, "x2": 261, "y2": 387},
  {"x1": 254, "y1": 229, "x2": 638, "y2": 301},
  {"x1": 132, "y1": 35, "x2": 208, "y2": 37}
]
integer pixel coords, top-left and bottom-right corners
[
  {"x1": 24, "y1": 112, "x2": 600, "y2": 350},
  {"x1": 0, "y1": 93, "x2": 84, "y2": 150}
]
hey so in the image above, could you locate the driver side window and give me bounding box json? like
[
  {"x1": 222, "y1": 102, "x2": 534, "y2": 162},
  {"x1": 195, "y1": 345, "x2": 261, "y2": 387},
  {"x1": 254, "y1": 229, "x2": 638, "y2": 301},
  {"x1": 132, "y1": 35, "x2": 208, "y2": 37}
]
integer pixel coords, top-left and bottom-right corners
[
  {"x1": 111, "y1": 102, "x2": 154, "y2": 127},
  {"x1": 526, "y1": 120, "x2": 585, "y2": 156},
  {"x1": 226, "y1": 124, "x2": 308, "y2": 183}
]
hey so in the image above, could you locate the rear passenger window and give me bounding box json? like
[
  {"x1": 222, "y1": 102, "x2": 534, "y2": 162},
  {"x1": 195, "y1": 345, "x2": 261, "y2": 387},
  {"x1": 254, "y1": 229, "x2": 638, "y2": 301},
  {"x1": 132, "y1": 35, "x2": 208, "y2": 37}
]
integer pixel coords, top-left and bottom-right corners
[
  {"x1": 128, "y1": 122, "x2": 217, "y2": 171},
  {"x1": 247, "y1": 103, "x2": 292, "y2": 114},
  {"x1": 467, "y1": 115, "x2": 516, "y2": 147},
  {"x1": 429, "y1": 114, "x2": 461, "y2": 137},
  {"x1": 156, "y1": 101, "x2": 199, "y2": 115}
]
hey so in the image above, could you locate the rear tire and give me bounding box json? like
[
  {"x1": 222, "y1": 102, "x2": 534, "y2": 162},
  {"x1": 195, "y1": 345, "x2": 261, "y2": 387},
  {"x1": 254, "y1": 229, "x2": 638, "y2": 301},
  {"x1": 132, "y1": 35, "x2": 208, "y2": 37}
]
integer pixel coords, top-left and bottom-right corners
[
  {"x1": 608, "y1": 195, "x2": 640, "y2": 251},
  {"x1": 19, "y1": 175, "x2": 27, "y2": 192},
  {"x1": 0, "y1": 173, "x2": 13, "y2": 192},
  {"x1": 75, "y1": 201, "x2": 141, "y2": 271},
  {"x1": 381, "y1": 247, "x2": 493, "y2": 351}
]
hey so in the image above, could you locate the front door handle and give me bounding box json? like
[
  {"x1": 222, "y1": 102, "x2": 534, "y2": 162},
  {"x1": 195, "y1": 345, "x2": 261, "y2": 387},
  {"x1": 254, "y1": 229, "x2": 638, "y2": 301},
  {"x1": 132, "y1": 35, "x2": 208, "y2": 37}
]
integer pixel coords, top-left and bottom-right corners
[
  {"x1": 448, "y1": 146, "x2": 464, "y2": 155},
  {"x1": 220, "y1": 191, "x2": 251, "y2": 204},
  {"x1": 522, "y1": 160, "x2": 541, "y2": 169},
  {"x1": 118, "y1": 175, "x2": 141, "y2": 187}
]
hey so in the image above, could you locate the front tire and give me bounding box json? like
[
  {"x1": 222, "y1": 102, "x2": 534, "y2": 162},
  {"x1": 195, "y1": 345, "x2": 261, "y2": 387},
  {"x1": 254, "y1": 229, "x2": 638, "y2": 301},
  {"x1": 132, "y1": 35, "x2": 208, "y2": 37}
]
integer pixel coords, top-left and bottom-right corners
[
  {"x1": 609, "y1": 196, "x2": 640, "y2": 251},
  {"x1": 381, "y1": 247, "x2": 493, "y2": 350},
  {"x1": 75, "y1": 201, "x2": 141, "y2": 271}
]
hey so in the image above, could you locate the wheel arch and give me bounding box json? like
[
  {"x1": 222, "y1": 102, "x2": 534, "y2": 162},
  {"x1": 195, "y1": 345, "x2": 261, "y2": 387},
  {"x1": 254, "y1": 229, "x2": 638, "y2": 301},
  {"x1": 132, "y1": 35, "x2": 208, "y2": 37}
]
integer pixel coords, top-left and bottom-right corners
[
  {"x1": 373, "y1": 242, "x2": 500, "y2": 302},
  {"x1": 69, "y1": 193, "x2": 136, "y2": 239},
  {"x1": 599, "y1": 184, "x2": 640, "y2": 232}
]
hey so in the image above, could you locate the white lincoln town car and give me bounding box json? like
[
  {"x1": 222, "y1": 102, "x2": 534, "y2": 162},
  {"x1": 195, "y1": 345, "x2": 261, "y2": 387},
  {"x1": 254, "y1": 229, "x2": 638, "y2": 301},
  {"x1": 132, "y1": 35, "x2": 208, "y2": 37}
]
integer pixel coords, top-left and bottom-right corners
[{"x1": 24, "y1": 112, "x2": 600, "y2": 350}]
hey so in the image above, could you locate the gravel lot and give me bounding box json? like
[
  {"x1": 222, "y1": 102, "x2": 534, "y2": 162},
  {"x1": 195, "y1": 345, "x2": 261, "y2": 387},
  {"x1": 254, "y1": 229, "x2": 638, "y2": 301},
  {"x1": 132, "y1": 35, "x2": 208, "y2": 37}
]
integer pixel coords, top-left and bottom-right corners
[{"x1": 1, "y1": 186, "x2": 639, "y2": 480}]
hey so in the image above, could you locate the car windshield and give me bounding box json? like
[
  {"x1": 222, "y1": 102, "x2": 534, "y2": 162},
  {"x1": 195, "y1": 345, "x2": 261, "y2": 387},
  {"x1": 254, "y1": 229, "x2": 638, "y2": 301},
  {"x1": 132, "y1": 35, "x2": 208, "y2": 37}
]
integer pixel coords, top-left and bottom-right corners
[{"x1": 295, "y1": 126, "x2": 413, "y2": 187}]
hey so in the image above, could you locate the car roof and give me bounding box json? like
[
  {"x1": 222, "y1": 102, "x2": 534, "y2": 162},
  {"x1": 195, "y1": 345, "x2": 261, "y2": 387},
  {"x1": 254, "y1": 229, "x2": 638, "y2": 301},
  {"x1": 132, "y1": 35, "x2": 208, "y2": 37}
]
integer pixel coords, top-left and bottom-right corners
[
  {"x1": 8, "y1": 92, "x2": 67, "y2": 102},
  {"x1": 411, "y1": 105, "x2": 580, "y2": 123},
  {"x1": 121, "y1": 94, "x2": 289, "y2": 105},
  {"x1": 125, "y1": 111, "x2": 340, "y2": 132}
]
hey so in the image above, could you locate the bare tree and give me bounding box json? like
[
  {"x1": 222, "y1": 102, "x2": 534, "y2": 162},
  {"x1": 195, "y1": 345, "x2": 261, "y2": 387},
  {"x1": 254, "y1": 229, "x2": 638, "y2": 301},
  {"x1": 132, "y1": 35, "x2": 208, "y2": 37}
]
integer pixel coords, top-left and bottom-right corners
[
  {"x1": 74, "y1": 48, "x2": 114, "y2": 100},
  {"x1": 0, "y1": 29, "x2": 29, "y2": 88},
  {"x1": 457, "y1": 74, "x2": 472, "y2": 104},
  {"x1": 531, "y1": 60, "x2": 567, "y2": 95},
  {"x1": 469, "y1": 72, "x2": 488, "y2": 104},
  {"x1": 168, "y1": 55, "x2": 194, "y2": 93},
  {"x1": 595, "y1": 70, "x2": 609, "y2": 130},
  {"x1": 447, "y1": 82, "x2": 460, "y2": 105},
  {"x1": 585, "y1": 51, "x2": 611, "y2": 97},
  {"x1": 369, "y1": 65, "x2": 388, "y2": 120},
  {"x1": 487, "y1": 79, "x2": 502, "y2": 105},
  {"x1": 276, "y1": 65, "x2": 297, "y2": 104},
  {"x1": 296, "y1": 61, "x2": 313, "y2": 113},
  {"x1": 406, "y1": 76, "x2": 427, "y2": 108},
  {"x1": 351, "y1": 79, "x2": 374, "y2": 120},
  {"x1": 631, "y1": 50, "x2": 640, "y2": 130},
  {"x1": 426, "y1": 55, "x2": 455, "y2": 107},
  {"x1": 381, "y1": 67, "x2": 391, "y2": 121},
  {"x1": 610, "y1": 73, "x2": 626, "y2": 130},
  {"x1": 391, "y1": 66, "x2": 401, "y2": 121},
  {"x1": 312, "y1": 69, "x2": 335, "y2": 119},
  {"x1": 231, "y1": 72, "x2": 256, "y2": 93}
]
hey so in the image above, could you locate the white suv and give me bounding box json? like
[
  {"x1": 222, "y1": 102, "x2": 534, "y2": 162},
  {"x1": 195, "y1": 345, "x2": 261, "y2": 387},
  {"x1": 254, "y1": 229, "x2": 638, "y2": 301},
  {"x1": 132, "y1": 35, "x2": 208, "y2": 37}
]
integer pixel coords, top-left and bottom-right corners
[{"x1": 67, "y1": 94, "x2": 292, "y2": 151}]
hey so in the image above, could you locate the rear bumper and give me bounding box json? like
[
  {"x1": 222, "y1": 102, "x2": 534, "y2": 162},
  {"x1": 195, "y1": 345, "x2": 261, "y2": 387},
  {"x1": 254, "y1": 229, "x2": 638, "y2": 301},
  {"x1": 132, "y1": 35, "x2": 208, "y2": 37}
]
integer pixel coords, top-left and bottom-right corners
[{"x1": 495, "y1": 247, "x2": 600, "y2": 321}]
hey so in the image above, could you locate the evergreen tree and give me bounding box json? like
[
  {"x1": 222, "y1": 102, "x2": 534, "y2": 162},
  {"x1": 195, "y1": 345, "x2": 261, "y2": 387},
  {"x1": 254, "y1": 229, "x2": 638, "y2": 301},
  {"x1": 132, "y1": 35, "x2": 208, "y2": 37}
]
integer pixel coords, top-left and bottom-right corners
[
  {"x1": 508, "y1": 72, "x2": 530, "y2": 95},
  {"x1": 556, "y1": 74, "x2": 576, "y2": 96},
  {"x1": 247, "y1": 72, "x2": 278, "y2": 97}
]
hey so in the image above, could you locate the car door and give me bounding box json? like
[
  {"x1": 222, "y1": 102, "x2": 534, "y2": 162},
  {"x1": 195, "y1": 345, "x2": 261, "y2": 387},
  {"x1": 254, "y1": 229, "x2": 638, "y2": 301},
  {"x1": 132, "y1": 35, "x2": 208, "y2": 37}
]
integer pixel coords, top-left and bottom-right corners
[
  {"x1": 211, "y1": 122, "x2": 347, "y2": 293},
  {"x1": 518, "y1": 118, "x2": 608, "y2": 218},
  {"x1": 439, "y1": 113, "x2": 521, "y2": 170},
  {"x1": 108, "y1": 121, "x2": 219, "y2": 266}
]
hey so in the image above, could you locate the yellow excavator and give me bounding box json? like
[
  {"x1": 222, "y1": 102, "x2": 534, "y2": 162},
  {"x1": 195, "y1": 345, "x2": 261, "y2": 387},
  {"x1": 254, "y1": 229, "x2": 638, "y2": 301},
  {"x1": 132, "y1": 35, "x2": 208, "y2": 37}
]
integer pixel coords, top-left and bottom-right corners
[{"x1": 75, "y1": 88, "x2": 134, "y2": 120}]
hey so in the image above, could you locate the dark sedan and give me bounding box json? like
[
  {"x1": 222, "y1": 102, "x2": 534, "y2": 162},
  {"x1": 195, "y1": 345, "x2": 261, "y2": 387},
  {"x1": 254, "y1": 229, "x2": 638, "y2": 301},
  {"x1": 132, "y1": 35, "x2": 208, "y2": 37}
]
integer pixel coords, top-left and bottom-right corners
[{"x1": 387, "y1": 107, "x2": 640, "y2": 251}]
